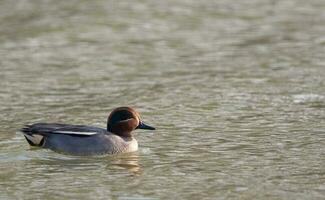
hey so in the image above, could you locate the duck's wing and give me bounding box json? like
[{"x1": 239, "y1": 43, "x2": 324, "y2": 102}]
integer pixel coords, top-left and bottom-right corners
[{"x1": 21, "y1": 123, "x2": 107, "y2": 137}]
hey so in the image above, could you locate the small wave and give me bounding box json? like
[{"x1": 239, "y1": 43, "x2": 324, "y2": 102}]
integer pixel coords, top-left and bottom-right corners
[{"x1": 292, "y1": 94, "x2": 324, "y2": 104}]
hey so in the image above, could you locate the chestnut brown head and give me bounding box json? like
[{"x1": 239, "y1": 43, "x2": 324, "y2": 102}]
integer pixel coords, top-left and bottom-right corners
[{"x1": 107, "y1": 107, "x2": 155, "y2": 137}]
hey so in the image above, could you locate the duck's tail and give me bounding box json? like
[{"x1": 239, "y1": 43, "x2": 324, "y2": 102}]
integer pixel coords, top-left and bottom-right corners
[{"x1": 21, "y1": 125, "x2": 45, "y2": 146}]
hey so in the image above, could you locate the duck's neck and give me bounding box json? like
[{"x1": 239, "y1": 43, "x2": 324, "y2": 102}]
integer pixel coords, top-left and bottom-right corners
[
  {"x1": 115, "y1": 131, "x2": 133, "y2": 138},
  {"x1": 120, "y1": 135, "x2": 135, "y2": 141}
]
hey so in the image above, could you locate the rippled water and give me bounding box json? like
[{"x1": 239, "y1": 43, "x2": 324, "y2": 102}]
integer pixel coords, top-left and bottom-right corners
[{"x1": 1, "y1": 0, "x2": 325, "y2": 199}]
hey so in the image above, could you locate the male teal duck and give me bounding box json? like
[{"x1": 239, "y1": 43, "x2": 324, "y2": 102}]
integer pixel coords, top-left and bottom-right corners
[{"x1": 21, "y1": 107, "x2": 155, "y2": 155}]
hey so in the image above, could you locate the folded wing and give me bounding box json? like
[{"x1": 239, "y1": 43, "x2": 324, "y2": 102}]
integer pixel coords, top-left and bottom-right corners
[{"x1": 21, "y1": 123, "x2": 106, "y2": 137}]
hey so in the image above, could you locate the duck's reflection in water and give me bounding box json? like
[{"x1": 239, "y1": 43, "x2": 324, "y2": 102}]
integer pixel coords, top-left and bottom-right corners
[
  {"x1": 110, "y1": 152, "x2": 142, "y2": 175},
  {"x1": 27, "y1": 150, "x2": 142, "y2": 176}
]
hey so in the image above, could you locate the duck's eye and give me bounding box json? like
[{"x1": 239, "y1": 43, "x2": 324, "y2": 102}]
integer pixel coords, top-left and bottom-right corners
[
  {"x1": 112, "y1": 110, "x2": 134, "y2": 122},
  {"x1": 120, "y1": 111, "x2": 134, "y2": 120},
  {"x1": 120, "y1": 116, "x2": 132, "y2": 120}
]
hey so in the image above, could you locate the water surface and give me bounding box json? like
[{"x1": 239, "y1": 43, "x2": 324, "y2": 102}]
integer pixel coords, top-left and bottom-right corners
[{"x1": 0, "y1": 0, "x2": 325, "y2": 199}]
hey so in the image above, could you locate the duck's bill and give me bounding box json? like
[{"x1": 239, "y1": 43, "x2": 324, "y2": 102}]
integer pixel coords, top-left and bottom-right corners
[{"x1": 137, "y1": 121, "x2": 156, "y2": 130}]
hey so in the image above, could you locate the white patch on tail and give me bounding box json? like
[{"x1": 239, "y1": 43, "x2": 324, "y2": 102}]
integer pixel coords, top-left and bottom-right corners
[{"x1": 24, "y1": 134, "x2": 44, "y2": 146}]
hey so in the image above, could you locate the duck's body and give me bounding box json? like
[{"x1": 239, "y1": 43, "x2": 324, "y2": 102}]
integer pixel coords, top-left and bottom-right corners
[
  {"x1": 21, "y1": 107, "x2": 154, "y2": 156},
  {"x1": 22, "y1": 123, "x2": 138, "y2": 155}
]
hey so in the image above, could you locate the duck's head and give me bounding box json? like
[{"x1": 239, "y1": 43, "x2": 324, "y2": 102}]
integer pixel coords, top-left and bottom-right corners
[{"x1": 107, "y1": 107, "x2": 155, "y2": 137}]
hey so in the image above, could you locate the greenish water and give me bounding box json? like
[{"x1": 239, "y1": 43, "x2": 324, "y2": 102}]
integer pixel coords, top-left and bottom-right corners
[{"x1": 0, "y1": 0, "x2": 325, "y2": 199}]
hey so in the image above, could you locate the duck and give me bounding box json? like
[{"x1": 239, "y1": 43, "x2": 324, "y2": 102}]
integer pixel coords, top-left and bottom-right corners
[{"x1": 21, "y1": 107, "x2": 155, "y2": 156}]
